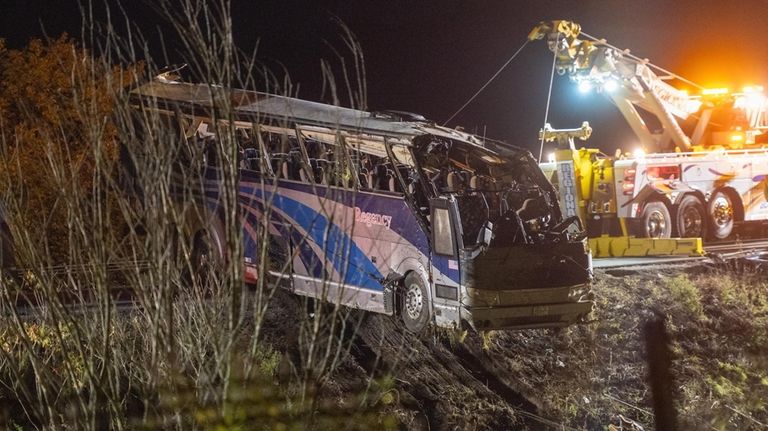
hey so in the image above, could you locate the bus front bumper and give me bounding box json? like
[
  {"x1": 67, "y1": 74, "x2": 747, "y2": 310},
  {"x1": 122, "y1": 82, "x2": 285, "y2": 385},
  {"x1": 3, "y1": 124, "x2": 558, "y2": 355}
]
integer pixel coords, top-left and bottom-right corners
[
  {"x1": 461, "y1": 301, "x2": 593, "y2": 330},
  {"x1": 459, "y1": 284, "x2": 593, "y2": 330}
]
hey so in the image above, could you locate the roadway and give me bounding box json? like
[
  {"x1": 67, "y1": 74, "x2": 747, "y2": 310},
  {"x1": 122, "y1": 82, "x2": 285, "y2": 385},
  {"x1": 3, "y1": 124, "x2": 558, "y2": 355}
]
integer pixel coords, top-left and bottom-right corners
[{"x1": 593, "y1": 239, "x2": 768, "y2": 269}]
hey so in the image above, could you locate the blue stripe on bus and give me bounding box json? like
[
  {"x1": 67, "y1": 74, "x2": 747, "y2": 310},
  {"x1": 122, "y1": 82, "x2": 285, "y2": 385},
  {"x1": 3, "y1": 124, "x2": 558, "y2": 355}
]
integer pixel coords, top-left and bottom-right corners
[
  {"x1": 240, "y1": 178, "x2": 430, "y2": 255},
  {"x1": 247, "y1": 189, "x2": 384, "y2": 291},
  {"x1": 289, "y1": 225, "x2": 330, "y2": 280}
]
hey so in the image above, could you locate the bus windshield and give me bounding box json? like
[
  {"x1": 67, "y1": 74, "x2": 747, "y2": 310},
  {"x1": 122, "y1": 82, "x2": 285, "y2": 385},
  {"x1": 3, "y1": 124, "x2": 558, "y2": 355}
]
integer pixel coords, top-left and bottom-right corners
[{"x1": 413, "y1": 134, "x2": 573, "y2": 248}]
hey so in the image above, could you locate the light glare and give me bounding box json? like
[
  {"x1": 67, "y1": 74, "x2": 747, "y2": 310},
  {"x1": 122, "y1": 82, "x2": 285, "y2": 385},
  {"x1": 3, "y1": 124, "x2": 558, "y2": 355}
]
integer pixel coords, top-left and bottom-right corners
[
  {"x1": 577, "y1": 81, "x2": 592, "y2": 93},
  {"x1": 702, "y1": 87, "x2": 729, "y2": 96}
]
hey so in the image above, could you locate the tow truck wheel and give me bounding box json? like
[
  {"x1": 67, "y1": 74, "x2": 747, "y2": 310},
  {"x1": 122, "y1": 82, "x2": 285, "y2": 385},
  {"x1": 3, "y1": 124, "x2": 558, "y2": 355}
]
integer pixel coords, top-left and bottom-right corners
[
  {"x1": 675, "y1": 195, "x2": 706, "y2": 238},
  {"x1": 639, "y1": 201, "x2": 672, "y2": 238},
  {"x1": 708, "y1": 191, "x2": 735, "y2": 240},
  {"x1": 401, "y1": 272, "x2": 430, "y2": 333}
]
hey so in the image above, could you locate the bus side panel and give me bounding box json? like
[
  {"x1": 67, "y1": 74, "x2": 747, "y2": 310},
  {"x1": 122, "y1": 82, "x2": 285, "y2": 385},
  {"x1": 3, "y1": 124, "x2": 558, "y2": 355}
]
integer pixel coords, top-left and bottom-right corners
[{"x1": 238, "y1": 176, "x2": 430, "y2": 315}]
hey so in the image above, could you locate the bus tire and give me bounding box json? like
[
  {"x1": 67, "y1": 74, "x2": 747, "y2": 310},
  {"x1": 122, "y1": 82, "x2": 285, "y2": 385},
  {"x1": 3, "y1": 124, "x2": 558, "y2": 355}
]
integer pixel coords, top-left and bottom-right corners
[
  {"x1": 401, "y1": 272, "x2": 430, "y2": 333},
  {"x1": 675, "y1": 195, "x2": 706, "y2": 238},
  {"x1": 708, "y1": 191, "x2": 735, "y2": 240},
  {"x1": 638, "y1": 201, "x2": 672, "y2": 238}
]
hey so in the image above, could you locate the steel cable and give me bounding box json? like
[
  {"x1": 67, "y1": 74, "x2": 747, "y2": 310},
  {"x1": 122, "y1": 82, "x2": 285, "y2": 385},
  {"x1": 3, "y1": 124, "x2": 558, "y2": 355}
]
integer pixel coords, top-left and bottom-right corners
[
  {"x1": 443, "y1": 39, "x2": 530, "y2": 127},
  {"x1": 538, "y1": 44, "x2": 559, "y2": 163}
]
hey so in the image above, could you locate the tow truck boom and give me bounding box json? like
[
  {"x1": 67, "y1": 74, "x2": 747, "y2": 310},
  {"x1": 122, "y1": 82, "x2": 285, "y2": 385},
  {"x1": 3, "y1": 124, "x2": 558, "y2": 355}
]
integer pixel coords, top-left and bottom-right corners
[{"x1": 529, "y1": 20, "x2": 699, "y2": 152}]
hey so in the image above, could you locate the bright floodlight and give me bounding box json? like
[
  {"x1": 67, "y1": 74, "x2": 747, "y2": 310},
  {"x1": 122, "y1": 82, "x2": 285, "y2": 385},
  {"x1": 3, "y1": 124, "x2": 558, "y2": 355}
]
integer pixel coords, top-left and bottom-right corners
[
  {"x1": 577, "y1": 81, "x2": 592, "y2": 93},
  {"x1": 633, "y1": 148, "x2": 645, "y2": 159},
  {"x1": 547, "y1": 152, "x2": 556, "y2": 163},
  {"x1": 735, "y1": 93, "x2": 766, "y2": 111},
  {"x1": 603, "y1": 79, "x2": 619, "y2": 93}
]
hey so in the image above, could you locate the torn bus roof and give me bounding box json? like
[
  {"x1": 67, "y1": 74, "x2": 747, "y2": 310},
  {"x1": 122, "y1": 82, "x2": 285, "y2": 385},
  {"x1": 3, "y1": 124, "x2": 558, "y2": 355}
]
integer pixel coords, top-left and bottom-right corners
[
  {"x1": 133, "y1": 80, "x2": 425, "y2": 138},
  {"x1": 130, "y1": 79, "x2": 519, "y2": 155}
]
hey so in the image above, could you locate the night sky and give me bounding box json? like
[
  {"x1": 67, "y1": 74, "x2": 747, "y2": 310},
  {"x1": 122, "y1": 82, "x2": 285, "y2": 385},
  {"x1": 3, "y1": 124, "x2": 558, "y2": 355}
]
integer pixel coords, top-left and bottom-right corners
[{"x1": 2, "y1": 0, "x2": 768, "y2": 155}]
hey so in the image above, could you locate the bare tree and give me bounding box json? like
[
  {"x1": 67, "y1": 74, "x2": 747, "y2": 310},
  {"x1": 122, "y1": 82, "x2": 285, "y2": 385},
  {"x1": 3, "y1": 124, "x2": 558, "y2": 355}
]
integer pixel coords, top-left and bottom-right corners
[{"x1": 0, "y1": 1, "x2": 394, "y2": 429}]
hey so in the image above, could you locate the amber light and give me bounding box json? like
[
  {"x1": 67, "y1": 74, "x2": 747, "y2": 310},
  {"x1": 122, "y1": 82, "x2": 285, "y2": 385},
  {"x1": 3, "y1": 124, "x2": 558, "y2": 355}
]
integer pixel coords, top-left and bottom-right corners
[{"x1": 702, "y1": 87, "x2": 729, "y2": 96}]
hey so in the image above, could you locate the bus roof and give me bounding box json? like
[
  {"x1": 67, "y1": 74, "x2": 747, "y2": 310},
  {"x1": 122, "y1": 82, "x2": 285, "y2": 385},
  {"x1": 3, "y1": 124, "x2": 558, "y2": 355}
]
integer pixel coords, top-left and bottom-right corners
[{"x1": 131, "y1": 79, "x2": 516, "y2": 155}]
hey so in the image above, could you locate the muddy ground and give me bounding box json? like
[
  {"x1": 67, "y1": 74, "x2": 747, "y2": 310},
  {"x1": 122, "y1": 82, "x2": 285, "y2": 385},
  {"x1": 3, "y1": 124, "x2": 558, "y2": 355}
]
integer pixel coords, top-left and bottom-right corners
[{"x1": 263, "y1": 261, "x2": 768, "y2": 430}]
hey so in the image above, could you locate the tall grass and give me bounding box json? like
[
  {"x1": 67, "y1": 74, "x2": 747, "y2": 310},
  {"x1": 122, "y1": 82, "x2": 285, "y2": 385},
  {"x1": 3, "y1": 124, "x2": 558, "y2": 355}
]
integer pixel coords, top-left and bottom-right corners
[{"x1": 0, "y1": 1, "x2": 391, "y2": 429}]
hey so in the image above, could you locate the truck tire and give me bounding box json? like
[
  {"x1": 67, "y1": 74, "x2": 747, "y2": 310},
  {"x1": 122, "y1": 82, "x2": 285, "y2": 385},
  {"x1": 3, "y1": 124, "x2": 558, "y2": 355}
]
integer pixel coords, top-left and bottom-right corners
[
  {"x1": 401, "y1": 272, "x2": 430, "y2": 333},
  {"x1": 638, "y1": 201, "x2": 672, "y2": 238},
  {"x1": 708, "y1": 191, "x2": 735, "y2": 240},
  {"x1": 675, "y1": 195, "x2": 706, "y2": 238}
]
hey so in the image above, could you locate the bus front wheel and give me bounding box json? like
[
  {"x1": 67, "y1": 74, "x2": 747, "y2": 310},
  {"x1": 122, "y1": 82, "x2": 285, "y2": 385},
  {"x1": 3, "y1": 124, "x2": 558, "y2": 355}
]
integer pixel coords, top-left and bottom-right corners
[{"x1": 401, "y1": 272, "x2": 430, "y2": 333}]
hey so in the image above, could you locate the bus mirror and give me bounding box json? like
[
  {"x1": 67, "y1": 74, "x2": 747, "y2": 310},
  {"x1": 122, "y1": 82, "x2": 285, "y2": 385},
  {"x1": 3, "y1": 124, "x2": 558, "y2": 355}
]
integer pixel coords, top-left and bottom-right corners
[{"x1": 480, "y1": 221, "x2": 493, "y2": 247}]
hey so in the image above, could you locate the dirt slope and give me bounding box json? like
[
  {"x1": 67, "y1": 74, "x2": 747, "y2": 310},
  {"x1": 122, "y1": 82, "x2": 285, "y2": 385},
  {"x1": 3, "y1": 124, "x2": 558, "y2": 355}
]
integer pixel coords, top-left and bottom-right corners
[{"x1": 265, "y1": 262, "x2": 768, "y2": 430}]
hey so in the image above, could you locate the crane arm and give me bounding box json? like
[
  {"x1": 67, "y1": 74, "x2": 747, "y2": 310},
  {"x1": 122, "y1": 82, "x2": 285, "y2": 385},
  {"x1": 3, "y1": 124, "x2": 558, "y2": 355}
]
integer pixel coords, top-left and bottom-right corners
[{"x1": 530, "y1": 20, "x2": 698, "y2": 151}]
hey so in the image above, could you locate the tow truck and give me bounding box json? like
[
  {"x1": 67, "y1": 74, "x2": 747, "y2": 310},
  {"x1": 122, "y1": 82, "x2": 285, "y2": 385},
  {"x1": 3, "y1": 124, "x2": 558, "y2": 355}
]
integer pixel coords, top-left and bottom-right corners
[{"x1": 530, "y1": 20, "x2": 768, "y2": 257}]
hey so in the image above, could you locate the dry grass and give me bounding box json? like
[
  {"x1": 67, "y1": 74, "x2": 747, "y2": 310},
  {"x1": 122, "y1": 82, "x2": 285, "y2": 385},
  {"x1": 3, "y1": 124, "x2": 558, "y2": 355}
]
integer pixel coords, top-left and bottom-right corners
[
  {"x1": 473, "y1": 266, "x2": 768, "y2": 429},
  {"x1": 0, "y1": 1, "x2": 393, "y2": 429},
  {"x1": 2, "y1": 1, "x2": 767, "y2": 429}
]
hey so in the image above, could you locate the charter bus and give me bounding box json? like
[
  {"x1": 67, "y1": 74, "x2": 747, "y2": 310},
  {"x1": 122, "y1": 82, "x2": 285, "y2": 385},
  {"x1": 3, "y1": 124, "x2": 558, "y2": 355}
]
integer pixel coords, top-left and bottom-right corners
[{"x1": 130, "y1": 78, "x2": 593, "y2": 332}]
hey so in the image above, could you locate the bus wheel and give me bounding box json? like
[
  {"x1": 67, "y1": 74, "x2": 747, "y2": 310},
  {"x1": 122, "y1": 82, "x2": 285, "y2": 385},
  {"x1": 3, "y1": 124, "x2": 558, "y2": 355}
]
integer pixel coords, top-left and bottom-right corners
[
  {"x1": 708, "y1": 191, "x2": 735, "y2": 240},
  {"x1": 639, "y1": 201, "x2": 671, "y2": 238},
  {"x1": 401, "y1": 272, "x2": 430, "y2": 333},
  {"x1": 676, "y1": 195, "x2": 706, "y2": 238}
]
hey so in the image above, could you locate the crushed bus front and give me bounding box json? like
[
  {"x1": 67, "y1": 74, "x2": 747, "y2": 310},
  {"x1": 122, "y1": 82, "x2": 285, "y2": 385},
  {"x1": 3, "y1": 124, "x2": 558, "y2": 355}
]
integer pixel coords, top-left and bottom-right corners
[
  {"x1": 460, "y1": 241, "x2": 592, "y2": 329},
  {"x1": 414, "y1": 134, "x2": 593, "y2": 330}
]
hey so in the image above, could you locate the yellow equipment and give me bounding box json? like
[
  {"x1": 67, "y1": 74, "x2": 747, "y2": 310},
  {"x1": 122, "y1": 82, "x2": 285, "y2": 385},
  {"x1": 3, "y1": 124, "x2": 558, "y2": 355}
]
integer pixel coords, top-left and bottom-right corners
[
  {"x1": 540, "y1": 122, "x2": 704, "y2": 257},
  {"x1": 526, "y1": 20, "x2": 768, "y2": 257}
]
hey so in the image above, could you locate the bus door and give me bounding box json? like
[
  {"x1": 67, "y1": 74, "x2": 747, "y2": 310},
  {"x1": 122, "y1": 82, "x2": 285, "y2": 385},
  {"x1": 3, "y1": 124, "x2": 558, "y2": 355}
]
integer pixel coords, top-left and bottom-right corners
[{"x1": 429, "y1": 198, "x2": 462, "y2": 314}]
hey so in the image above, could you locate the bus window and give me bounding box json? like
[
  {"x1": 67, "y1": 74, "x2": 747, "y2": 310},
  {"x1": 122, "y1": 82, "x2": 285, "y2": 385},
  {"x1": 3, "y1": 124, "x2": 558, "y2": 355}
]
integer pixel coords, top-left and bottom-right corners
[
  {"x1": 258, "y1": 130, "x2": 299, "y2": 180},
  {"x1": 432, "y1": 205, "x2": 456, "y2": 256}
]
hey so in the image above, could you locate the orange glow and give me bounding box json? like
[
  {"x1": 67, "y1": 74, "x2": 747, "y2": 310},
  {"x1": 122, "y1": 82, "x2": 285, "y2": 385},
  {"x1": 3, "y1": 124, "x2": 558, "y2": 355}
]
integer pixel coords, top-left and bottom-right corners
[
  {"x1": 734, "y1": 92, "x2": 767, "y2": 110},
  {"x1": 730, "y1": 133, "x2": 744, "y2": 142},
  {"x1": 685, "y1": 99, "x2": 703, "y2": 114},
  {"x1": 743, "y1": 85, "x2": 764, "y2": 93},
  {"x1": 702, "y1": 87, "x2": 729, "y2": 96}
]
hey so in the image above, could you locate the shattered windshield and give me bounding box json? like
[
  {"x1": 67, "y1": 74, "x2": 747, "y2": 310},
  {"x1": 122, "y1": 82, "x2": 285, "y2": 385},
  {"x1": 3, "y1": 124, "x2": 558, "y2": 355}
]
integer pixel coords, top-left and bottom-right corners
[{"x1": 413, "y1": 135, "x2": 565, "y2": 247}]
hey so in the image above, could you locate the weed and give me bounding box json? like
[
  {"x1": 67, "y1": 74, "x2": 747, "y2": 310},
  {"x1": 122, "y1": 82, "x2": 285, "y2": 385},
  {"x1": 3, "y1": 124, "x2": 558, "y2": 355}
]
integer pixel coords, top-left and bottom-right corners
[
  {"x1": 253, "y1": 345, "x2": 281, "y2": 378},
  {"x1": 663, "y1": 274, "x2": 704, "y2": 318},
  {"x1": 481, "y1": 331, "x2": 495, "y2": 351}
]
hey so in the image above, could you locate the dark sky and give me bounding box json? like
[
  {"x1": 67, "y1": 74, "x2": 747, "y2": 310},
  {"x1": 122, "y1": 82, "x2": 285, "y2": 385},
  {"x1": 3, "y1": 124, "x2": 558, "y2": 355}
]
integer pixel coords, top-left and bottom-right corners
[{"x1": 3, "y1": 0, "x2": 768, "y2": 155}]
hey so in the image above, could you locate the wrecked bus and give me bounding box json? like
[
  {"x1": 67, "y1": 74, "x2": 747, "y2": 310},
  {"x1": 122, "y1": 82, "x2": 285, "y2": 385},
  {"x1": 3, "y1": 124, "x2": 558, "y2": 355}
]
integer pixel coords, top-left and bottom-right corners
[{"x1": 131, "y1": 78, "x2": 593, "y2": 331}]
